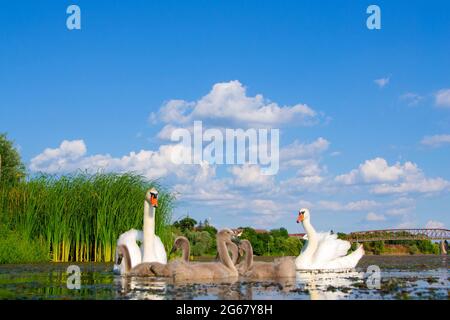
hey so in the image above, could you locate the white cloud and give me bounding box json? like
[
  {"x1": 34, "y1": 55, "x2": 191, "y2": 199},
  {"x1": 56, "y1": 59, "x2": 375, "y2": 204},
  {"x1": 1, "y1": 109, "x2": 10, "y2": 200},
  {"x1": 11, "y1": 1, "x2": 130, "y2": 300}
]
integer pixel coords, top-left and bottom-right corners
[
  {"x1": 330, "y1": 151, "x2": 341, "y2": 157},
  {"x1": 292, "y1": 161, "x2": 323, "y2": 177},
  {"x1": 435, "y1": 89, "x2": 450, "y2": 108},
  {"x1": 386, "y1": 207, "x2": 413, "y2": 216},
  {"x1": 397, "y1": 221, "x2": 416, "y2": 229},
  {"x1": 421, "y1": 134, "x2": 450, "y2": 148},
  {"x1": 374, "y1": 77, "x2": 390, "y2": 88},
  {"x1": 30, "y1": 140, "x2": 87, "y2": 173},
  {"x1": 157, "y1": 124, "x2": 186, "y2": 140},
  {"x1": 280, "y1": 175, "x2": 324, "y2": 192},
  {"x1": 317, "y1": 200, "x2": 379, "y2": 212},
  {"x1": 309, "y1": 197, "x2": 415, "y2": 221},
  {"x1": 276, "y1": 138, "x2": 330, "y2": 192},
  {"x1": 400, "y1": 92, "x2": 423, "y2": 106},
  {"x1": 173, "y1": 178, "x2": 234, "y2": 203},
  {"x1": 298, "y1": 200, "x2": 314, "y2": 209},
  {"x1": 366, "y1": 212, "x2": 386, "y2": 222},
  {"x1": 280, "y1": 138, "x2": 330, "y2": 162},
  {"x1": 372, "y1": 177, "x2": 450, "y2": 194},
  {"x1": 425, "y1": 220, "x2": 445, "y2": 229},
  {"x1": 335, "y1": 157, "x2": 450, "y2": 195},
  {"x1": 153, "y1": 81, "x2": 318, "y2": 128},
  {"x1": 30, "y1": 139, "x2": 215, "y2": 182},
  {"x1": 230, "y1": 164, "x2": 274, "y2": 189},
  {"x1": 336, "y1": 158, "x2": 407, "y2": 184}
]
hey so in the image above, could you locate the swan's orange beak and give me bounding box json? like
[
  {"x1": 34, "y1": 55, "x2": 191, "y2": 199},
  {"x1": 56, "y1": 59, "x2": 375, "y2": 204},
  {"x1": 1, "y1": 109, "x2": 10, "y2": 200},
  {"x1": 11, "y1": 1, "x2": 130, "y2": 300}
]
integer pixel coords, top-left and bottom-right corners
[
  {"x1": 297, "y1": 212, "x2": 304, "y2": 223},
  {"x1": 150, "y1": 193, "x2": 158, "y2": 208}
]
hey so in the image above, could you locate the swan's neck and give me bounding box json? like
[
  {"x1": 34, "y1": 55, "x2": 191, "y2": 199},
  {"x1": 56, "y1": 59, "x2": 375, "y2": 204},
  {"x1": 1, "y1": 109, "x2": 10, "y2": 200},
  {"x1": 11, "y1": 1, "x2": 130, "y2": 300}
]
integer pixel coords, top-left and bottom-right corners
[
  {"x1": 299, "y1": 219, "x2": 318, "y2": 262},
  {"x1": 142, "y1": 201, "x2": 155, "y2": 261},
  {"x1": 243, "y1": 241, "x2": 253, "y2": 270},
  {"x1": 181, "y1": 240, "x2": 190, "y2": 262},
  {"x1": 217, "y1": 238, "x2": 236, "y2": 271},
  {"x1": 118, "y1": 245, "x2": 132, "y2": 274},
  {"x1": 228, "y1": 243, "x2": 239, "y2": 265}
]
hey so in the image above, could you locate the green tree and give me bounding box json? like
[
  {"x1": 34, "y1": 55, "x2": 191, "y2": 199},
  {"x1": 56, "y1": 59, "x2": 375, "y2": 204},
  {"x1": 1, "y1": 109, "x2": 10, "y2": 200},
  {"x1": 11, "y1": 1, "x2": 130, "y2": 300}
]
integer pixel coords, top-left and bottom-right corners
[
  {"x1": 415, "y1": 240, "x2": 439, "y2": 254},
  {"x1": 284, "y1": 237, "x2": 303, "y2": 255},
  {"x1": 0, "y1": 133, "x2": 25, "y2": 187},
  {"x1": 240, "y1": 227, "x2": 265, "y2": 255},
  {"x1": 373, "y1": 241, "x2": 385, "y2": 255},
  {"x1": 173, "y1": 216, "x2": 197, "y2": 232},
  {"x1": 408, "y1": 244, "x2": 419, "y2": 255},
  {"x1": 337, "y1": 232, "x2": 348, "y2": 240},
  {"x1": 270, "y1": 228, "x2": 289, "y2": 239},
  {"x1": 186, "y1": 230, "x2": 213, "y2": 256}
]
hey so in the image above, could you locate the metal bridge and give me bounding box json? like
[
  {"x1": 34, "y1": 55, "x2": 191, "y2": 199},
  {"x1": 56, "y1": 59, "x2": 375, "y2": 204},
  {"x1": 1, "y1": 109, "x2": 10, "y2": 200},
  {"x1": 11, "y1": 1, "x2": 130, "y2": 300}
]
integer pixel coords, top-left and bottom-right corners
[{"x1": 347, "y1": 228, "x2": 450, "y2": 242}]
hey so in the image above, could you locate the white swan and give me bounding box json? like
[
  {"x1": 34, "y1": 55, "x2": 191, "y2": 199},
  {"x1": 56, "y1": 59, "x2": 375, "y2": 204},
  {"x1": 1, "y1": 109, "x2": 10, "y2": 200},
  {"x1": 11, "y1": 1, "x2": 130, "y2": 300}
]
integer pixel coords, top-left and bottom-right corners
[
  {"x1": 113, "y1": 188, "x2": 167, "y2": 275},
  {"x1": 113, "y1": 229, "x2": 143, "y2": 275},
  {"x1": 141, "y1": 188, "x2": 167, "y2": 264},
  {"x1": 295, "y1": 208, "x2": 364, "y2": 270}
]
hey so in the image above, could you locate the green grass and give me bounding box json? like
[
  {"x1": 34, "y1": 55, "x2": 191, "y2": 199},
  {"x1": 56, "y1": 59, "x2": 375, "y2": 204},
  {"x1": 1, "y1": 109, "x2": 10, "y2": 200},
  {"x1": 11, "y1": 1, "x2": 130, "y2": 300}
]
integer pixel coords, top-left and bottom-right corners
[
  {"x1": 0, "y1": 226, "x2": 48, "y2": 264},
  {"x1": 0, "y1": 172, "x2": 175, "y2": 263}
]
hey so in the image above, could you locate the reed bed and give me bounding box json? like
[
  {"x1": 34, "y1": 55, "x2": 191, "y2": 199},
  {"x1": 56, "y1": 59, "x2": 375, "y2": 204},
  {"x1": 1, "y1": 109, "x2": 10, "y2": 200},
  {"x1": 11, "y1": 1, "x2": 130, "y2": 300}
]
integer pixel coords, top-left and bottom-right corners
[{"x1": 0, "y1": 173, "x2": 174, "y2": 263}]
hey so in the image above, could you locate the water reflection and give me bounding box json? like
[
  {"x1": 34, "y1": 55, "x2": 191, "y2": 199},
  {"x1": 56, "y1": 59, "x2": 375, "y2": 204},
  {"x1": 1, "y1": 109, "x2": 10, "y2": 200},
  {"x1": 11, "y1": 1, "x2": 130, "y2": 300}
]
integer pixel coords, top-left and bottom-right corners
[
  {"x1": 113, "y1": 274, "x2": 301, "y2": 300},
  {"x1": 116, "y1": 276, "x2": 167, "y2": 300},
  {"x1": 0, "y1": 256, "x2": 448, "y2": 300},
  {"x1": 296, "y1": 270, "x2": 364, "y2": 300}
]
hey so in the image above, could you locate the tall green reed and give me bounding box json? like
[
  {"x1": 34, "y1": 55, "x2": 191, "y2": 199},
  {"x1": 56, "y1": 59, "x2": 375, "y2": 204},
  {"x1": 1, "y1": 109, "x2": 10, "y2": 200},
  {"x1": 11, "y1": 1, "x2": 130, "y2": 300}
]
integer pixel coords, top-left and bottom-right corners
[{"x1": 0, "y1": 173, "x2": 175, "y2": 263}]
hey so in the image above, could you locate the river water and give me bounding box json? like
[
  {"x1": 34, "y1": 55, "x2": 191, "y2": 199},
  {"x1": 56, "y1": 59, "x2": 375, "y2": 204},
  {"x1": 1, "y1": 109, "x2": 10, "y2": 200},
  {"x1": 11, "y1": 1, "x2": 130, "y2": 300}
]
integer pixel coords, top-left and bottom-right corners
[{"x1": 0, "y1": 255, "x2": 447, "y2": 300}]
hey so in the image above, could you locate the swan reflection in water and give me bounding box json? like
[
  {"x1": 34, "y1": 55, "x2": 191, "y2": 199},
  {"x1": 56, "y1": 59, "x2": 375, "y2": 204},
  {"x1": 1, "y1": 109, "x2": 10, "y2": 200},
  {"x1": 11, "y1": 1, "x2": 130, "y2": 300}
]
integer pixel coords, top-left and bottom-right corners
[
  {"x1": 114, "y1": 273, "x2": 364, "y2": 300},
  {"x1": 114, "y1": 275, "x2": 296, "y2": 300},
  {"x1": 115, "y1": 275, "x2": 244, "y2": 300},
  {"x1": 114, "y1": 270, "x2": 365, "y2": 300},
  {"x1": 296, "y1": 270, "x2": 364, "y2": 300},
  {"x1": 115, "y1": 275, "x2": 167, "y2": 300}
]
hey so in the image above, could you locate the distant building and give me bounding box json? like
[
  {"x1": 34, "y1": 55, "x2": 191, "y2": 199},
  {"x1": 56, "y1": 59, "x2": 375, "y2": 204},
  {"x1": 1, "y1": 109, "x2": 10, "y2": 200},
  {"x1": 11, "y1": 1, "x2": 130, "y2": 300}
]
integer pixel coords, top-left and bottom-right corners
[
  {"x1": 232, "y1": 228, "x2": 269, "y2": 235},
  {"x1": 289, "y1": 233, "x2": 306, "y2": 239}
]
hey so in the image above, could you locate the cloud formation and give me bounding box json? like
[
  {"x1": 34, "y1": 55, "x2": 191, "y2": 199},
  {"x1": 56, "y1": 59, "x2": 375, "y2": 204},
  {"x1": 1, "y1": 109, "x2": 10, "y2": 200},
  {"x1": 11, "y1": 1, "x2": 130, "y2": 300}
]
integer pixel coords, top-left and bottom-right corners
[
  {"x1": 30, "y1": 139, "x2": 213, "y2": 182},
  {"x1": 366, "y1": 212, "x2": 386, "y2": 222},
  {"x1": 335, "y1": 157, "x2": 450, "y2": 194},
  {"x1": 421, "y1": 134, "x2": 450, "y2": 148},
  {"x1": 435, "y1": 89, "x2": 450, "y2": 108},
  {"x1": 152, "y1": 81, "x2": 318, "y2": 129},
  {"x1": 374, "y1": 77, "x2": 390, "y2": 88},
  {"x1": 317, "y1": 200, "x2": 379, "y2": 212},
  {"x1": 399, "y1": 92, "x2": 423, "y2": 106},
  {"x1": 425, "y1": 220, "x2": 445, "y2": 228}
]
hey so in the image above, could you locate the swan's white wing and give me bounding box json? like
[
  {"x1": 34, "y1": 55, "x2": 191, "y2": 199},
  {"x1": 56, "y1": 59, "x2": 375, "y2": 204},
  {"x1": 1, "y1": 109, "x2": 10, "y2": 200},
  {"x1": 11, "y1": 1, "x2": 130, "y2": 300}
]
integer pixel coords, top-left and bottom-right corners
[
  {"x1": 117, "y1": 229, "x2": 143, "y2": 245},
  {"x1": 322, "y1": 244, "x2": 365, "y2": 269},
  {"x1": 115, "y1": 229, "x2": 143, "y2": 271},
  {"x1": 153, "y1": 236, "x2": 168, "y2": 264},
  {"x1": 312, "y1": 232, "x2": 351, "y2": 267},
  {"x1": 301, "y1": 232, "x2": 328, "y2": 254}
]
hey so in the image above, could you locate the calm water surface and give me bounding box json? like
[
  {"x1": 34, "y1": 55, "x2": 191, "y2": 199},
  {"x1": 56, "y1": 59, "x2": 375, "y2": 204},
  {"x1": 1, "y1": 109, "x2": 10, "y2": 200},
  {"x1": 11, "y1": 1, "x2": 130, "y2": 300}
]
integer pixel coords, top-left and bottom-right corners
[{"x1": 0, "y1": 255, "x2": 448, "y2": 300}]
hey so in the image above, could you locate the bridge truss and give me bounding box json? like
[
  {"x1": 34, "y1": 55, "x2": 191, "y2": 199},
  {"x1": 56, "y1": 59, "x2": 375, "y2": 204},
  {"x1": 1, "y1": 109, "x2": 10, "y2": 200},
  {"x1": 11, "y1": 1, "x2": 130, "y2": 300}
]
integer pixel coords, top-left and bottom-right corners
[{"x1": 347, "y1": 228, "x2": 450, "y2": 242}]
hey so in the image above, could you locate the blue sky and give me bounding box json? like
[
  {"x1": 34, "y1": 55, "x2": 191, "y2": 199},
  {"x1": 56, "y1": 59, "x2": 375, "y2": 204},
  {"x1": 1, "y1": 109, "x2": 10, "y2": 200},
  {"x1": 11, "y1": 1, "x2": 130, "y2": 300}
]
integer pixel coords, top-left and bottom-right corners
[{"x1": 1, "y1": 0, "x2": 449, "y2": 233}]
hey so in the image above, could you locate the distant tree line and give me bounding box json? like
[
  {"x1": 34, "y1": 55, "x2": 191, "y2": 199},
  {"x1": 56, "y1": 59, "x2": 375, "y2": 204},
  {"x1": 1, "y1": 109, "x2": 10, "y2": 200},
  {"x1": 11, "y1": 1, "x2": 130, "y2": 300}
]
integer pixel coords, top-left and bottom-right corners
[
  {"x1": 173, "y1": 217, "x2": 444, "y2": 257},
  {"x1": 337, "y1": 232, "x2": 441, "y2": 255},
  {"x1": 172, "y1": 217, "x2": 303, "y2": 257}
]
